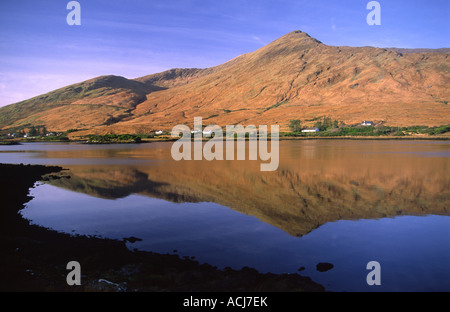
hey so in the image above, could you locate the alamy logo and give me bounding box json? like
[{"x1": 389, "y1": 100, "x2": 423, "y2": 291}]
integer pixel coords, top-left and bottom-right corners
[
  {"x1": 171, "y1": 117, "x2": 279, "y2": 172},
  {"x1": 366, "y1": 261, "x2": 381, "y2": 286},
  {"x1": 66, "y1": 261, "x2": 81, "y2": 286},
  {"x1": 67, "y1": 1, "x2": 81, "y2": 26},
  {"x1": 367, "y1": 1, "x2": 381, "y2": 26}
]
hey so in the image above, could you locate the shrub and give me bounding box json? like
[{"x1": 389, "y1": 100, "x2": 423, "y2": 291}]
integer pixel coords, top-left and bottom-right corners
[{"x1": 288, "y1": 120, "x2": 302, "y2": 132}]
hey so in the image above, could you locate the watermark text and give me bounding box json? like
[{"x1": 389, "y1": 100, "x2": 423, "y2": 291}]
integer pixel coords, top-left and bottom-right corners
[{"x1": 171, "y1": 117, "x2": 279, "y2": 172}]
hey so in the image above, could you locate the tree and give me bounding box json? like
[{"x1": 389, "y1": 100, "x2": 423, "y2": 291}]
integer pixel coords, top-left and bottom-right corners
[
  {"x1": 314, "y1": 116, "x2": 333, "y2": 131},
  {"x1": 29, "y1": 126, "x2": 38, "y2": 137},
  {"x1": 288, "y1": 119, "x2": 302, "y2": 132},
  {"x1": 323, "y1": 116, "x2": 333, "y2": 129},
  {"x1": 333, "y1": 119, "x2": 339, "y2": 128}
]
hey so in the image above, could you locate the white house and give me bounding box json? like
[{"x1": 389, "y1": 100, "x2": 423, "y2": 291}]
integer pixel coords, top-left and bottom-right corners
[
  {"x1": 203, "y1": 130, "x2": 214, "y2": 138},
  {"x1": 361, "y1": 121, "x2": 374, "y2": 126},
  {"x1": 301, "y1": 128, "x2": 319, "y2": 133}
]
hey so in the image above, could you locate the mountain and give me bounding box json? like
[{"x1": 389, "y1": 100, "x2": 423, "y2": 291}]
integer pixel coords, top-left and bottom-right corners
[
  {"x1": 0, "y1": 75, "x2": 164, "y2": 131},
  {"x1": 1, "y1": 30, "x2": 449, "y2": 133}
]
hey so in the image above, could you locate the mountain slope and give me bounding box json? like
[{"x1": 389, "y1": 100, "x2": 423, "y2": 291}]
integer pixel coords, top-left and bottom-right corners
[
  {"x1": 122, "y1": 30, "x2": 449, "y2": 132},
  {"x1": 0, "y1": 75, "x2": 162, "y2": 131},
  {"x1": 1, "y1": 30, "x2": 449, "y2": 133}
]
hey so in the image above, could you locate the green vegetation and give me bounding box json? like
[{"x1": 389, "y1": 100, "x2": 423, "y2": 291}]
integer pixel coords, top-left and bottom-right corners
[
  {"x1": 0, "y1": 125, "x2": 72, "y2": 142},
  {"x1": 264, "y1": 100, "x2": 288, "y2": 112},
  {"x1": 66, "y1": 128, "x2": 87, "y2": 134},
  {"x1": 86, "y1": 134, "x2": 143, "y2": 144},
  {"x1": 38, "y1": 136, "x2": 70, "y2": 142},
  {"x1": 22, "y1": 133, "x2": 70, "y2": 142},
  {"x1": 427, "y1": 125, "x2": 450, "y2": 135},
  {"x1": 288, "y1": 119, "x2": 302, "y2": 132},
  {"x1": 204, "y1": 114, "x2": 219, "y2": 120},
  {"x1": 1, "y1": 119, "x2": 449, "y2": 145},
  {"x1": 283, "y1": 117, "x2": 450, "y2": 138},
  {"x1": 305, "y1": 116, "x2": 323, "y2": 122},
  {"x1": 313, "y1": 116, "x2": 339, "y2": 131},
  {"x1": 0, "y1": 141, "x2": 21, "y2": 145}
]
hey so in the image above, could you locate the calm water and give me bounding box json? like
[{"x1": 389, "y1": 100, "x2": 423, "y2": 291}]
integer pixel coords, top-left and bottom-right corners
[{"x1": 1, "y1": 140, "x2": 449, "y2": 291}]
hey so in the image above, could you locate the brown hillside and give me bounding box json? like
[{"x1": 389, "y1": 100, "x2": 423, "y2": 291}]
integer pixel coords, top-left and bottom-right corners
[{"x1": 1, "y1": 30, "x2": 449, "y2": 133}]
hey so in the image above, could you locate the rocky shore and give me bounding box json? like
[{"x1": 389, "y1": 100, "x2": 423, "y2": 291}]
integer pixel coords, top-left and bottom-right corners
[{"x1": 0, "y1": 163, "x2": 324, "y2": 292}]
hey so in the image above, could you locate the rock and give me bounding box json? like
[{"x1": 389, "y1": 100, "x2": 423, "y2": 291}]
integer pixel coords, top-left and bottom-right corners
[
  {"x1": 316, "y1": 263, "x2": 334, "y2": 272},
  {"x1": 123, "y1": 236, "x2": 142, "y2": 244}
]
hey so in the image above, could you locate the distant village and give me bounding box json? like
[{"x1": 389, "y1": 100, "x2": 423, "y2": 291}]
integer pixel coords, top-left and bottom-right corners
[
  {"x1": 2, "y1": 119, "x2": 449, "y2": 142},
  {"x1": 3, "y1": 120, "x2": 376, "y2": 139},
  {"x1": 6, "y1": 126, "x2": 63, "y2": 139}
]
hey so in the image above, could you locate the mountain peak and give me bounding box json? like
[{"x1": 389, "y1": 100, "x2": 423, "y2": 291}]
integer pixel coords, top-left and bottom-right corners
[
  {"x1": 279, "y1": 30, "x2": 323, "y2": 44},
  {"x1": 246, "y1": 30, "x2": 323, "y2": 64},
  {"x1": 284, "y1": 30, "x2": 307, "y2": 36},
  {"x1": 262, "y1": 30, "x2": 323, "y2": 52}
]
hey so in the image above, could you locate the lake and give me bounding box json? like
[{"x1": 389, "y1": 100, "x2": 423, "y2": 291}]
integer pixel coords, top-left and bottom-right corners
[{"x1": 1, "y1": 140, "x2": 449, "y2": 291}]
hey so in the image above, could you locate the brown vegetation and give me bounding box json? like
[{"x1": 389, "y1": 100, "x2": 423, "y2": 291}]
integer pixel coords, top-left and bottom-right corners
[{"x1": 0, "y1": 31, "x2": 448, "y2": 135}]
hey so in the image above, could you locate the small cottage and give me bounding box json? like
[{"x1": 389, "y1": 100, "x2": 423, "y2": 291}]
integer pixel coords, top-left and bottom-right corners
[{"x1": 301, "y1": 128, "x2": 319, "y2": 133}]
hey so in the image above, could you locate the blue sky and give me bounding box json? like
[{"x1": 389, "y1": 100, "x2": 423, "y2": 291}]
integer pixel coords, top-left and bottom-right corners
[{"x1": 0, "y1": 0, "x2": 448, "y2": 107}]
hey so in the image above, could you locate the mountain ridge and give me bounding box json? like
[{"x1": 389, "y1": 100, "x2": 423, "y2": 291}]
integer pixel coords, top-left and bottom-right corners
[{"x1": 1, "y1": 30, "x2": 449, "y2": 133}]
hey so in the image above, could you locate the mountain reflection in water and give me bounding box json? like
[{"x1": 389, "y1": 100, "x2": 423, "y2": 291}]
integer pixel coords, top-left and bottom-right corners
[
  {"x1": 6, "y1": 140, "x2": 449, "y2": 291},
  {"x1": 39, "y1": 140, "x2": 449, "y2": 237}
]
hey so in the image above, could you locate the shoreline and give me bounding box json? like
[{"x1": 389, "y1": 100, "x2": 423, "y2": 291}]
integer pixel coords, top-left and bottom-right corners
[
  {"x1": 0, "y1": 163, "x2": 325, "y2": 292},
  {"x1": 1, "y1": 134, "x2": 449, "y2": 145}
]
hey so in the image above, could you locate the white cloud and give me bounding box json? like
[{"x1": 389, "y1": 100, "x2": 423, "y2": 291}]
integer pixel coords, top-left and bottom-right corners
[{"x1": 251, "y1": 35, "x2": 266, "y2": 46}]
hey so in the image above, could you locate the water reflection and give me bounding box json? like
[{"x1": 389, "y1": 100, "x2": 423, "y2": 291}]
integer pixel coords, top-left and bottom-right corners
[
  {"x1": 32, "y1": 140, "x2": 449, "y2": 237},
  {"x1": 21, "y1": 183, "x2": 450, "y2": 291},
  {"x1": 4, "y1": 140, "x2": 449, "y2": 291}
]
